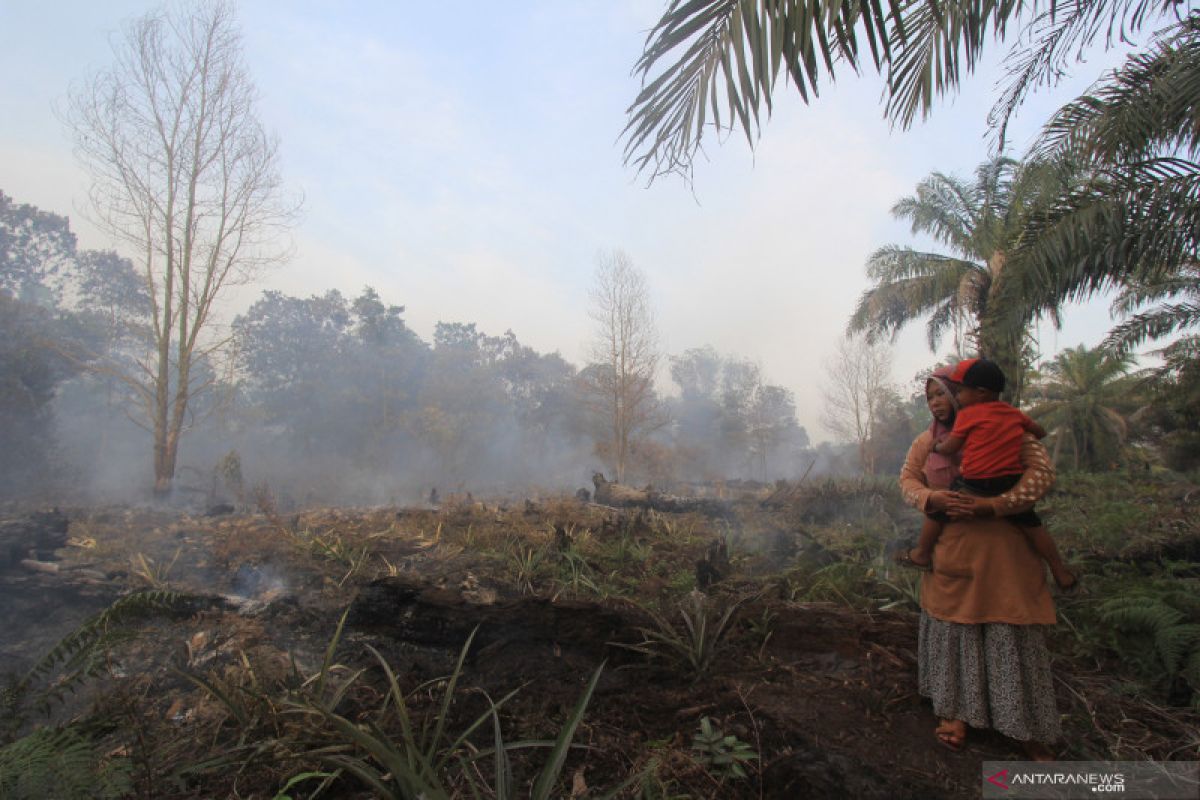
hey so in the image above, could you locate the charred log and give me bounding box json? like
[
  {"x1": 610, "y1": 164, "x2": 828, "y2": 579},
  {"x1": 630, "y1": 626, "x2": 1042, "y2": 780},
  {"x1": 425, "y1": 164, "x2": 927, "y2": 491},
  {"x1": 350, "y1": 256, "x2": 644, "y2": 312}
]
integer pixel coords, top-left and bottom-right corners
[
  {"x1": 591, "y1": 473, "x2": 731, "y2": 518},
  {"x1": 348, "y1": 576, "x2": 638, "y2": 664},
  {"x1": 0, "y1": 509, "x2": 69, "y2": 568}
]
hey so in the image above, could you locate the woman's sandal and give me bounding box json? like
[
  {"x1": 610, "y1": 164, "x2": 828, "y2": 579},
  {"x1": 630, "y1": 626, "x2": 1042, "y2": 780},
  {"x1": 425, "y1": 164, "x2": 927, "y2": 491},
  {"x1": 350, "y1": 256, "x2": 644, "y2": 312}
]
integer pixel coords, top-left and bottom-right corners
[{"x1": 894, "y1": 549, "x2": 933, "y2": 572}]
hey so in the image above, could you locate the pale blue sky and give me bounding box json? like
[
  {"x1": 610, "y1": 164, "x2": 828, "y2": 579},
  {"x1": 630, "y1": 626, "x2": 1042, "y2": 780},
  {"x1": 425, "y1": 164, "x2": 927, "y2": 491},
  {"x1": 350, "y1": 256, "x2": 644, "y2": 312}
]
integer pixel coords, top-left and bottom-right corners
[{"x1": 1, "y1": 1, "x2": 1137, "y2": 437}]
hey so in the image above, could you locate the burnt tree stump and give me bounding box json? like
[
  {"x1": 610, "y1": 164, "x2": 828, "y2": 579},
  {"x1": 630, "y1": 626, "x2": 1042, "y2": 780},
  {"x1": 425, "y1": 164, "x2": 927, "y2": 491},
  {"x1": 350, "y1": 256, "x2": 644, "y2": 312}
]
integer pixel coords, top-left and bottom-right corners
[{"x1": 695, "y1": 537, "x2": 731, "y2": 590}]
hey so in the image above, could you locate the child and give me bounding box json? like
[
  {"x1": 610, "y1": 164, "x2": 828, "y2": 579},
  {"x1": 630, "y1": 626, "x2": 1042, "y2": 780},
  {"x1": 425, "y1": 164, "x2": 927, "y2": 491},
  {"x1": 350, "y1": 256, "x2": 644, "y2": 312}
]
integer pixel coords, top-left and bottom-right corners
[{"x1": 907, "y1": 357, "x2": 1077, "y2": 591}]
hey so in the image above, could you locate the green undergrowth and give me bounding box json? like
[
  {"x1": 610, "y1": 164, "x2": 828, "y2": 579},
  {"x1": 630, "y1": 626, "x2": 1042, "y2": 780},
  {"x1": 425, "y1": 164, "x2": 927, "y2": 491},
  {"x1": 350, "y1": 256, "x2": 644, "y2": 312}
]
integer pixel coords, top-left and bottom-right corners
[
  {"x1": 1041, "y1": 471, "x2": 1200, "y2": 558},
  {"x1": 1055, "y1": 561, "x2": 1200, "y2": 708}
]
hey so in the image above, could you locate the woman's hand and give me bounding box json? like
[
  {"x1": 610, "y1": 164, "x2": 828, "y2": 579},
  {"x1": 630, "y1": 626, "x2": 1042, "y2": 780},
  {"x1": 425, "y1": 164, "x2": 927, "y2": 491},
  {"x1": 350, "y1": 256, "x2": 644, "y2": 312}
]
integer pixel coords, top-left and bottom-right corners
[
  {"x1": 943, "y1": 493, "x2": 997, "y2": 520},
  {"x1": 926, "y1": 491, "x2": 955, "y2": 512}
]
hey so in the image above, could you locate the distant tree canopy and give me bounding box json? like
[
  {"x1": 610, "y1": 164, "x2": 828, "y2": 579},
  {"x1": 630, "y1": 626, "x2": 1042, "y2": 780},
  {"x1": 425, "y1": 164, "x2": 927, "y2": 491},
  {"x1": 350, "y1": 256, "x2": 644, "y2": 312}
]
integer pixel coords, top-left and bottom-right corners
[
  {"x1": 0, "y1": 190, "x2": 76, "y2": 304},
  {"x1": 667, "y1": 347, "x2": 809, "y2": 480},
  {"x1": 0, "y1": 191, "x2": 149, "y2": 497},
  {"x1": 0, "y1": 294, "x2": 76, "y2": 496},
  {"x1": 231, "y1": 288, "x2": 598, "y2": 495}
]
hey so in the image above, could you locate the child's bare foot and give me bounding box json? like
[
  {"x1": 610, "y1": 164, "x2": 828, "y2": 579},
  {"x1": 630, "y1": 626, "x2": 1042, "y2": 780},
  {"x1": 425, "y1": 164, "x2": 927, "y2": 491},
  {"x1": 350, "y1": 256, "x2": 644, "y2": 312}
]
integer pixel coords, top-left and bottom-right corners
[
  {"x1": 895, "y1": 548, "x2": 932, "y2": 570},
  {"x1": 1051, "y1": 566, "x2": 1079, "y2": 593}
]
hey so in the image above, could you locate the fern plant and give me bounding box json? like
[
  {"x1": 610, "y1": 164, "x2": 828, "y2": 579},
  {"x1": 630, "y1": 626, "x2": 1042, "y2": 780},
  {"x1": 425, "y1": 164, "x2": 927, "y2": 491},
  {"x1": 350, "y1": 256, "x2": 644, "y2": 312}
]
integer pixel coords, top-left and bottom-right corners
[
  {"x1": 0, "y1": 725, "x2": 132, "y2": 800},
  {"x1": 9, "y1": 589, "x2": 192, "y2": 724},
  {"x1": 1099, "y1": 593, "x2": 1200, "y2": 706}
]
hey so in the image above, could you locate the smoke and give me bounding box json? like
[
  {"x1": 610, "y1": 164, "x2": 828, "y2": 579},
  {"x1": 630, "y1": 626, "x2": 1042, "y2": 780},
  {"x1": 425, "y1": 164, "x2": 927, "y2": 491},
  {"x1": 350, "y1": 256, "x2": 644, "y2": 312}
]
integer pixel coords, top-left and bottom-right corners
[
  {"x1": 230, "y1": 562, "x2": 289, "y2": 600},
  {"x1": 12, "y1": 281, "x2": 855, "y2": 507}
]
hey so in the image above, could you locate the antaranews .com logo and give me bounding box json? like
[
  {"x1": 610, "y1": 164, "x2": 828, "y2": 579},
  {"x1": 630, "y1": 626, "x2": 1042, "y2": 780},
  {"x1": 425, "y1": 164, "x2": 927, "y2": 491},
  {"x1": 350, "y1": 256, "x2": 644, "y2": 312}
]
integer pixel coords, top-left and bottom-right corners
[{"x1": 982, "y1": 761, "x2": 1198, "y2": 799}]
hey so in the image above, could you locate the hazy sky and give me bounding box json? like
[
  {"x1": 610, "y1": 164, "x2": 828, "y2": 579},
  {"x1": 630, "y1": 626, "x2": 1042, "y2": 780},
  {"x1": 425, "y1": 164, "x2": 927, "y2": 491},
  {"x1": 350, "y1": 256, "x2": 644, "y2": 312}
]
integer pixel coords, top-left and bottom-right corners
[{"x1": 1, "y1": 1, "x2": 1138, "y2": 438}]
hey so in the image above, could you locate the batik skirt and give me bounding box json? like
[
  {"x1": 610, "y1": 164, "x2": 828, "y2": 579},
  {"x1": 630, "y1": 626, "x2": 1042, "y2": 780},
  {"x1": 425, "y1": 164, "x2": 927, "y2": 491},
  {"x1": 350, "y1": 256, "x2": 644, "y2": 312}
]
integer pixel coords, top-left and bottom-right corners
[{"x1": 917, "y1": 611, "x2": 1061, "y2": 743}]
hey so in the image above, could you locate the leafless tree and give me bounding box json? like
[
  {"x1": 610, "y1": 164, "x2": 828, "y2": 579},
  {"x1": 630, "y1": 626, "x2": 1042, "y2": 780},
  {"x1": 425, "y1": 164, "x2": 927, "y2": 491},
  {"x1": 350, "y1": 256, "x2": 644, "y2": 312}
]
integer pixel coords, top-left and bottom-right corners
[
  {"x1": 63, "y1": 1, "x2": 297, "y2": 495},
  {"x1": 584, "y1": 249, "x2": 660, "y2": 483},
  {"x1": 820, "y1": 335, "x2": 895, "y2": 475}
]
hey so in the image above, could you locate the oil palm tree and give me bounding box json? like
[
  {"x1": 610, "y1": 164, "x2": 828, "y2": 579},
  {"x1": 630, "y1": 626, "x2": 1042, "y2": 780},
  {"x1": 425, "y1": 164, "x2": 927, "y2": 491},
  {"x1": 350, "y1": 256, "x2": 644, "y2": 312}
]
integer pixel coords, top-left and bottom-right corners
[
  {"x1": 1029, "y1": 344, "x2": 1135, "y2": 470},
  {"x1": 846, "y1": 157, "x2": 1067, "y2": 402},
  {"x1": 623, "y1": 0, "x2": 1182, "y2": 178},
  {"x1": 1017, "y1": 16, "x2": 1200, "y2": 318}
]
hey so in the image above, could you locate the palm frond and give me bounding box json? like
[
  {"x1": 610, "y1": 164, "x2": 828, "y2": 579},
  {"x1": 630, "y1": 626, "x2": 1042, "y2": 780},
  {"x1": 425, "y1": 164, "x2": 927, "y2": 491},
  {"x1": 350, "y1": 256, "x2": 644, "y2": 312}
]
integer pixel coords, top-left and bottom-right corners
[
  {"x1": 1018, "y1": 157, "x2": 1200, "y2": 310},
  {"x1": 883, "y1": 0, "x2": 1033, "y2": 129},
  {"x1": 17, "y1": 590, "x2": 192, "y2": 712},
  {"x1": 1105, "y1": 301, "x2": 1200, "y2": 352},
  {"x1": 893, "y1": 171, "x2": 982, "y2": 256},
  {"x1": 623, "y1": 0, "x2": 1017, "y2": 177},
  {"x1": 1110, "y1": 263, "x2": 1200, "y2": 315},
  {"x1": 990, "y1": 0, "x2": 1176, "y2": 148},
  {"x1": 1037, "y1": 15, "x2": 1200, "y2": 162},
  {"x1": 622, "y1": 0, "x2": 1189, "y2": 177},
  {"x1": 924, "y1": 298, "x2": 965, "y2": 350},
  {"x1": 624, "y1": 0, "x2": 878, "y2": 178},
  {"x1": 849, "y1": 248, "x2": 982, "y2": 344},
  {"x1": 0, "y1": 725, "x2": 132, "y2": 800}
]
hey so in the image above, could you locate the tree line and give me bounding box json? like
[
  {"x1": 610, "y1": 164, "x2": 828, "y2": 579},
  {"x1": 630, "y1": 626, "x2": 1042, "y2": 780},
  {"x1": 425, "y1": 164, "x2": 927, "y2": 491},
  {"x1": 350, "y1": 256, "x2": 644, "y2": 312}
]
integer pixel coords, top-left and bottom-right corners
[{"x1": 0, "y1": 189, "x2": 823, "y2": 503}]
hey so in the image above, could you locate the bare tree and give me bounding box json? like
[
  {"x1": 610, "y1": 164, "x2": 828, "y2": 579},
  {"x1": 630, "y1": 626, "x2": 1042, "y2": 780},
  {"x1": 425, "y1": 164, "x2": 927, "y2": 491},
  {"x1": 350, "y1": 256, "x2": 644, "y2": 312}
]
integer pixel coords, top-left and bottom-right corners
[
  {"x1": 584, "y1": 250, "x2": 660, "y2": 483},
  {"x1": 820, "y1": 335, "x2": 895, "y2": 475},
  {"x1": 63, "y1": 1, "x2": 296, "y2": 495}
]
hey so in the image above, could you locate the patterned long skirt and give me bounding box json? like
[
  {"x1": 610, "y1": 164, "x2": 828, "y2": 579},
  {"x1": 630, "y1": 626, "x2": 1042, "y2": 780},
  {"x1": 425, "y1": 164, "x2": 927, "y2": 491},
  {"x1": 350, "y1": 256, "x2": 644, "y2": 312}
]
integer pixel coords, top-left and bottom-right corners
[{"x1": 917, "y1": 611, "x2": 1061, "y2": 743}]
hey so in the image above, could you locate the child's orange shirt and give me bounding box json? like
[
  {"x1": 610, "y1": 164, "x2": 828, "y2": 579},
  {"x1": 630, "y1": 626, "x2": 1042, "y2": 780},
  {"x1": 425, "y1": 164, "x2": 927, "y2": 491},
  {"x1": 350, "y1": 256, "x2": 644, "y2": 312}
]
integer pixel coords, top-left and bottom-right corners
[{"x1": 950, "y1": 401, "x2": 1038, "y2": 479}]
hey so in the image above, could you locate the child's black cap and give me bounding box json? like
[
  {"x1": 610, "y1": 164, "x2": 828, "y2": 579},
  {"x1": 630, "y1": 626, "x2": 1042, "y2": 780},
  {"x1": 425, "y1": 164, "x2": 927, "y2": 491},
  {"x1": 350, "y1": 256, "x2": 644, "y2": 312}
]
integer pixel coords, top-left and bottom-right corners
[{"x1": 949, "y1": 357, "x2": 1006, "y2": 393}]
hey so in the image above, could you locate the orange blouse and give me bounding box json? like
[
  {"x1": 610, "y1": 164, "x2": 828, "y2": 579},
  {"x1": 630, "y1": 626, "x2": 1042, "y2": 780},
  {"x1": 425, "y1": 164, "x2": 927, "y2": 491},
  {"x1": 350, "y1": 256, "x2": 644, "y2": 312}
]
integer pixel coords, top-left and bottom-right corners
[{"x1": 900, "y1": 432, "x2": 1057, "y2": 625}]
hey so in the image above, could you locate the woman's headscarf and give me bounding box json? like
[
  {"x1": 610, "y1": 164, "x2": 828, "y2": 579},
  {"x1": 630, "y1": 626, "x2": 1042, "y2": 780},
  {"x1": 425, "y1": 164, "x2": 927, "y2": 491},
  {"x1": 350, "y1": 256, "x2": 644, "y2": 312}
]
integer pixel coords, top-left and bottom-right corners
[{"x1": 924, "y1": 366, "x2": 960, "y2": 489}]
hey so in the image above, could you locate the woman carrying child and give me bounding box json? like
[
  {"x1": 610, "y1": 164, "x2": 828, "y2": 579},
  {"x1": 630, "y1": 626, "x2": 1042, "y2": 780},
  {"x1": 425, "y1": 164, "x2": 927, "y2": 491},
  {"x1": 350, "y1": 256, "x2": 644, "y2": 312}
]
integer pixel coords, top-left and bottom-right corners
[
  {"x1": 909, "y1": 357, "x2": 1077, "y2": 591},
  {"x1": 899, "y1": 365, "x2": 1061, "y2": 758}
]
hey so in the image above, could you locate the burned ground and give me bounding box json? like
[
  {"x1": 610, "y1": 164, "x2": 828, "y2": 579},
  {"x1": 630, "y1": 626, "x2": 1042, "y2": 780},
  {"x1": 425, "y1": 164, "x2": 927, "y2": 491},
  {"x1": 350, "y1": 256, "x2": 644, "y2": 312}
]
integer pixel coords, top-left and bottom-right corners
[{"x1": 2, "y1": 477, "x2": 1198, "y2": 798}]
